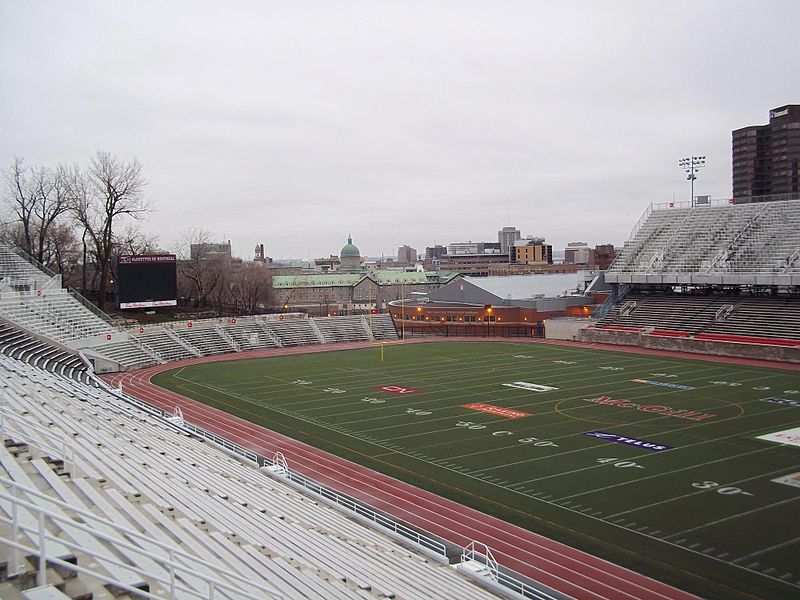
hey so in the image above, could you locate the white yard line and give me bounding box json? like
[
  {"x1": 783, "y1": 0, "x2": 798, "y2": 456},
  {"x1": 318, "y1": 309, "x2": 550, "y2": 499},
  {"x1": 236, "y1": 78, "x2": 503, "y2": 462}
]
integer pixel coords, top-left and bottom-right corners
[{"x1": 665, "y1": 496, "x2": 800, "y2": 540}]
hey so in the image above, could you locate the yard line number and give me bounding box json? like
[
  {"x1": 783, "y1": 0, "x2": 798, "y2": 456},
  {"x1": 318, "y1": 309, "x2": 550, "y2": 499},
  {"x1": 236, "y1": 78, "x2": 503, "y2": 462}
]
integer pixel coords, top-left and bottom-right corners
[{"x1": 691, "y1": 480, "x2": 754, "y2": 496}]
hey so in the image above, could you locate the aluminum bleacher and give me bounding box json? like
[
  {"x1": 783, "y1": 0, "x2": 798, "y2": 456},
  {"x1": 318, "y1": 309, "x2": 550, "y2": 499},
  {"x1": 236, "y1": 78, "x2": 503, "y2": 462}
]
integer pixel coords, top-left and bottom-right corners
[
  {"x1": 81, "y1": 314, "x2": 396, "y2": 372},
  {"x1": 595, "y1": 294, "x2": 730, "y2": 334},
  {"x1": 218, "y1": 317, "x2": 282, "y2": 351},
  {"x1": 607, "y1": 198, "x2": 800, "y2": 286},
  {"x1": 366, "y1": 314, "x2": 399, "y2": 341},
  {"x1": 0, "y1": 354, "x2": 496, "y2": 599},
  {"x1": 0, "y1": 318, "x2": 91, "y2": 383},
  {"x1": 0, "y1": 244, "x2": 52, "y2": 288},
  {"x1": 264, "y1": 318, "x2": 323, "y2": 347},
  {"x1": 314, "y1": 315, "x2": 371, "y2": 343}
]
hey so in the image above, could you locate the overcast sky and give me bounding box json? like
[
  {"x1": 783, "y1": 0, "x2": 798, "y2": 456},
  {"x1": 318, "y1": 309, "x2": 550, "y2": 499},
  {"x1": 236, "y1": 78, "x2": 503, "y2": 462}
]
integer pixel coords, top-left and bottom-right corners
[{"x1": 1, "y1": 1, "x2": 799, "y2": 261}]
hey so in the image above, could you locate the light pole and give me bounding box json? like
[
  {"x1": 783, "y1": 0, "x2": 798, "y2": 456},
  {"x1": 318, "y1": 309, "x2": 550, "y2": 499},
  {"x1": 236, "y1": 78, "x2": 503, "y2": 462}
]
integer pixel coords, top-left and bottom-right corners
[{"x1": 678, "y1": 156, "x2": 706, "y2": 205}]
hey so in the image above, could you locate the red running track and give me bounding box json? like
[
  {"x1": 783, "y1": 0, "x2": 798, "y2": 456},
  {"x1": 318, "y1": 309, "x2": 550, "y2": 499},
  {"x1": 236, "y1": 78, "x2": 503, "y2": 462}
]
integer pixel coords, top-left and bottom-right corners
[{"x1": 103, "y1": 340, "x2": 712, "y2": 600}]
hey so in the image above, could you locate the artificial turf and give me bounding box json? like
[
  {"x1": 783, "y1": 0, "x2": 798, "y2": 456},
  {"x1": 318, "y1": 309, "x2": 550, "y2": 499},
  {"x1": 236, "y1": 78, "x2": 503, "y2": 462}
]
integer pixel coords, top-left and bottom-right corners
[{"x1": 151, "y1": 340, "x2": 800, "y2": 600}]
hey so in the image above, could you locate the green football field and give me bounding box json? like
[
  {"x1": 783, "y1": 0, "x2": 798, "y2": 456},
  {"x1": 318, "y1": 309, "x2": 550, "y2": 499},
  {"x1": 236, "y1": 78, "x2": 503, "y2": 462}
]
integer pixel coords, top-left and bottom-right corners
[{"x1": 151, "y1": 341, "x2": 800, "y2": 600}]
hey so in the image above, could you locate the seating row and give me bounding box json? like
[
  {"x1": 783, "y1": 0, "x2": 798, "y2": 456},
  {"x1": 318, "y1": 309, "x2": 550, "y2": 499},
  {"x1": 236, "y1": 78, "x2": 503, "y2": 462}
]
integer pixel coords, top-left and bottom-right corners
[
  {"x1": 609, "y1": 199, "x2": 800, "y2": 280},
  {"x1": 596, "y1": 293, "x2": 800, "y2": 341},
  {"x1": 0, "y1": 354, "x2": 492, "y2": 599}
]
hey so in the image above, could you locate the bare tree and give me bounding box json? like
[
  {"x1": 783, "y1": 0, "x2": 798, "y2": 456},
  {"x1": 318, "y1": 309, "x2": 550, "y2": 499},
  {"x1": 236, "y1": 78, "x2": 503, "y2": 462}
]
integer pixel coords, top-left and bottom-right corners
[
  {"x1": 228, "y1": 263, "x2": 273, "y2": 314},
  {"x1": 175, "y1": 228, "x2": 224, "y2": 309},
  {"x1": 74, "y1": 152, "x2": 149, "y2": 309},
  {"x1": 46, "y1": 222, "x2": 82, "y2": 287},
  {"x1": 2, "y1": 158, "x2": 75, "y2": 265}
]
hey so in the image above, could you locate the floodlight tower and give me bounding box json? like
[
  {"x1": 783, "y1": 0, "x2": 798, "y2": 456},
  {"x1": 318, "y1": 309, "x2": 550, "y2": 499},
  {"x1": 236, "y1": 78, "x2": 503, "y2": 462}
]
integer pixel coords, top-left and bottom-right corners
[{"x1": 678, "y1": 156, "x2": 706, "y2": 206}]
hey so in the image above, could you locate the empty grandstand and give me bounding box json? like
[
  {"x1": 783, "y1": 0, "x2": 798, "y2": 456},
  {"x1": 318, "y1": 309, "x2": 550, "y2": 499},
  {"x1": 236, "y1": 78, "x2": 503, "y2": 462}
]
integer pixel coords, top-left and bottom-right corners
[
  {"x1": 605, "y1": 198, "x2": 800, "y2": 286},
  {"x1": 589, "y1": 197, "x2": 800, "y2": 359},
  {"x1": 0, "y1": 354, "x2": 507, "y2": 599}
]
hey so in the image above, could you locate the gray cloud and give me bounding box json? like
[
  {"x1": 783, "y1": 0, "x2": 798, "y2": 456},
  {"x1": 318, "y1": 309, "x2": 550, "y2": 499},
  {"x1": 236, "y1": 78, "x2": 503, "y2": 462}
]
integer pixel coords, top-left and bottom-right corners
[{"x1": 2, "y1": 1, "x2": 799, "y2": 260}]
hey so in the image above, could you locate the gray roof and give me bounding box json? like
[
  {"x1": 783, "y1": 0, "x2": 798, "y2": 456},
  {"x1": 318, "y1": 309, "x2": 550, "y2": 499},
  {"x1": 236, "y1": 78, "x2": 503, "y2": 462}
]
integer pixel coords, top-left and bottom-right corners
[{"x1": 463, "y1": 273, "x2": 583, "y2": 300}]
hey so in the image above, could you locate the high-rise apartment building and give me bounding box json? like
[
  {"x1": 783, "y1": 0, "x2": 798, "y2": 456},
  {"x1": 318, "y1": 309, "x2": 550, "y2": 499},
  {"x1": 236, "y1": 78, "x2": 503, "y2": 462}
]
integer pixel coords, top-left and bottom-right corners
[
  {"x1": 732, "y1": 105, "x2": 800, "y2": 202},
  {"x1": 498, "y1": 226, "x2": 521, "y2": 256}
]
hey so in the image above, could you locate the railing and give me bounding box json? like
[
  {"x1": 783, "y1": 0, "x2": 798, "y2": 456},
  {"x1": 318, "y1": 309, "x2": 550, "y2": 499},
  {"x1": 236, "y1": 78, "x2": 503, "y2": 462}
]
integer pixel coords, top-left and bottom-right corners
[
  {"x1": 461, "y1": 540, "x2": 564, "y2": 600},
  {"x1": 0, "y1": 478, "x2": 280, "y2": 599},
  {"x1": 733, "y1": 193, "x2": 800, "y2": 204},
  {"x1": 650, "y1": 197, "x2": 733, "y2": 211},
  {"x1": 261, "y1": 452, "x2": 449, "y2": 558},
  {"x1": 4, "y1": 243, "x2": 117, "y2": 326},
  {"x1": 99, "y1": 376, "x2": 554, "y2": 598},
  {"x1": 0, "y1": 404, "x2": 80, "y2": 477},
  {"x1": 626, "y1": 202, "x2": 654, "y2": 242}
]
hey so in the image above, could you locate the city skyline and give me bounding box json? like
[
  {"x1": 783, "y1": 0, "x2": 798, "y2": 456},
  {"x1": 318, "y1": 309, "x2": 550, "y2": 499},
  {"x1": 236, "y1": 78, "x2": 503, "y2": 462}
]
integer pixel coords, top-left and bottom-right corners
[{"x1": 2, "y1": 1, "x2": 799, "y2": 260}]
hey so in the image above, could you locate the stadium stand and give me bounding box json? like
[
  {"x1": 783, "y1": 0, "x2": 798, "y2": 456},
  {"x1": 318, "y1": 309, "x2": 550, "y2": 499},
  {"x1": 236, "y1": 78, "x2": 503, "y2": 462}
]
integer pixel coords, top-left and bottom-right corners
[
  {"x1": 87, "y1": 338, "x2": 162, "y2": 370},
  {"x1": 589, "y1": 197, "x2": 800, "y2": 357},
  {"x1": 369, "y1": 314, "x2": 402, "y2": 341},
  {"x1": 596, "y1": 294, "x2": 732, "y2": 334},
  {"x1": 218, "y1": 317, "x2": 282, "y2": 350},
  {"x1": 2, "y1": 242, "x2": 400, "y2": 372},
  {"x1": 0, "y1": 354, "x2": 496, "y2": 599},
  {"x1": 606, "y1": 198, "x2": 800, "y2": 285},
  {"x1": 0, "y1": 318, "x2": 90, "y2": 384},
  {"x1": 135, "y1": 329, "x2": 199, "y2": 362},
  {"x1": 172, "y1": 325, "x2": 237, "y2": 356},
  {"x1": 314, "y1": 315, "x2": 372, "y2": 344},
  {"x1": 264, "y1": 318, "x2": 324, "y2": 347},
  {"x1": 701, "y1": 295, "x2": 800, "y2": 341}
]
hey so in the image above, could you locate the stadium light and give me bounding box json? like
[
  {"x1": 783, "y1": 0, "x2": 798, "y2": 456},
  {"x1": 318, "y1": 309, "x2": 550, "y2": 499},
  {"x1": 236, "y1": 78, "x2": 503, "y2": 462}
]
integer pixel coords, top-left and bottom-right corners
[{"x1": 678, "y1": 156, "x2": 706, "y2": 205}]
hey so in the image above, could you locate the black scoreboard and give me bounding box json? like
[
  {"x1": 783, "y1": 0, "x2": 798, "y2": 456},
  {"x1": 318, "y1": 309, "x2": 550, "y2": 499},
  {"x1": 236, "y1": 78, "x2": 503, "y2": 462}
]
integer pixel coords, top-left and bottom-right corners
[{"x1": 117, "y1": 254, "x2": 177, "y2": 309}]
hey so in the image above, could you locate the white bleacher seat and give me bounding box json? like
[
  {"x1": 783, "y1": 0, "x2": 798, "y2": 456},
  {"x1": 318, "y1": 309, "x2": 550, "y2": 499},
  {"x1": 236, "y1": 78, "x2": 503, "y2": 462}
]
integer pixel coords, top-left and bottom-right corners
[
  {"x1": 0, "y1": 354, "x2": 496, "y2": 599},
  {"x1": 608, "y1": 199, "x2": 800, "y2": 285}
]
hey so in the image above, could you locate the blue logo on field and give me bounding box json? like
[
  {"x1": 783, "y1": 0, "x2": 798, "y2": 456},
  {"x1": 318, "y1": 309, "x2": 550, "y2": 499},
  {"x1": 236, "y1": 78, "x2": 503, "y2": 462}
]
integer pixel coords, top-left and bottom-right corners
[
  {"x1": 583, "y1": 430, "x2": 673, "y2": 452},
  {"x1": 762, "y1": 397, "x2": 800, "y2": 408},
  {"x1": 631, "y1": 379, "x2": 695, "y2": 390}
]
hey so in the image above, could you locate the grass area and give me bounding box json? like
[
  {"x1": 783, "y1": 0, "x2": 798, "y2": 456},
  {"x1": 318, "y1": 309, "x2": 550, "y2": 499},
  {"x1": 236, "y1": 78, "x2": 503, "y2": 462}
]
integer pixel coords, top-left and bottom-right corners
[{"x1": 151, "y1": 341, "x2": 800, "y2": 600}]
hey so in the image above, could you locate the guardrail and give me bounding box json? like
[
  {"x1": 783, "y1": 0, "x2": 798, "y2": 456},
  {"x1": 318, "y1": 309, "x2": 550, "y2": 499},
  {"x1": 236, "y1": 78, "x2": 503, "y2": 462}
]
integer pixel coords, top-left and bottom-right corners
[
  {"x1": 101, "y1": 376, "x2": 559, "y2": 598},
  {"x1": 264, "y1": 452, "x2": 448, "y2": 558}
]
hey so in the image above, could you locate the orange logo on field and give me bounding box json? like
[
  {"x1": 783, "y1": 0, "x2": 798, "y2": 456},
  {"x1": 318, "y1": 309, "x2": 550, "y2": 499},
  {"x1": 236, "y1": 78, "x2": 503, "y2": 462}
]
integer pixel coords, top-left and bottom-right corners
[{"x1": 463, "y1": 403, "x2": 531, "y2": 419}]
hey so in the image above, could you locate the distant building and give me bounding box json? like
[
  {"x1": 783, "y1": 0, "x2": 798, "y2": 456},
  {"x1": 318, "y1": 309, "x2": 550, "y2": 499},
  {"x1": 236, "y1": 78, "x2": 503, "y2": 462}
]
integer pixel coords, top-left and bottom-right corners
[
  {"x1": 498, "y1": 226, "x2": 522, "y2": 257},
  {"x1": 564, "y1": 242, "x2": 590, "y2": 264},
  {"x1": 515, "y1": 237, "x2": 553, "y2": 265},
  {"x1": 447, "y1": 242, "x2": 481, "y2": 255},
  {"x1": 397, "y1": 245, "x2": 418, "y2": 265},
  {"x1": 426, "y1": 245, "x2": 447, "y2": 261},
  {"x1": 339, "y1": 235, "x2": 362, "y2": 273},
  {"x1": 253, "y1": 243, "x2": 271, "y2": 265},
  {"x1": 387, "y1": 272, "x2": 609, "y2": 337},
  {"x1": 271, "y1": 270, "x2": 460, "y2": 315},
  {"x1": 732, "y1": 105, "x2": 800, "y2": 202},
  {"x1": 563, "y1": 242, "x2": 616, "y2": 269},
  {"x1": 593, "y1": 244, "x2": 617, "y2": 270},
  {"x1": 314, "y1": 255, "x2": 340, "y2": 272},
  {"x1": 190, "y1": 241, "x2": 232, "y2": 268}
]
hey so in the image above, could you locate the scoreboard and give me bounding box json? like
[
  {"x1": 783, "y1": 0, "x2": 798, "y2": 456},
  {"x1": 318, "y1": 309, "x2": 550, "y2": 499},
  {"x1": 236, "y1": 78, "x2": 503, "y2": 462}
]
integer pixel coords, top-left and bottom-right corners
[{"x1": 117, "y1": 254, "x2": 177, "y2": 309}]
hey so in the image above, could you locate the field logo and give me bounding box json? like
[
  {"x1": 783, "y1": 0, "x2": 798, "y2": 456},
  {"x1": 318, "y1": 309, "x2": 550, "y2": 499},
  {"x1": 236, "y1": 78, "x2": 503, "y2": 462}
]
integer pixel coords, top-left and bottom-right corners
[
  {"x1": 771, "y1": 472, "x2": 800, "y2": 489},
  {"x1": 584, "y1": 396, "x2": 715, "y2": 421},
  {"x1": 761, "y1": 397, "x2": 800, "y2": 408},
  {"x1": 584, "y1": 430, "x2": 673, "y2": 452},
  {"x1": 757, "y1": 426, "x2": 800, "y2": 448},
  {"x1": 375, "y1": 385, "x2": 421, "y2": 395},
  {"x1": 631, "y1": 379, "x2": 695, "y2": 390},
  {"x1": 463, "y1": 403, "x2": 531, "y2": 419},
  {"x1": 502, "y1": 382, "x2": 559, "y2": 392}
]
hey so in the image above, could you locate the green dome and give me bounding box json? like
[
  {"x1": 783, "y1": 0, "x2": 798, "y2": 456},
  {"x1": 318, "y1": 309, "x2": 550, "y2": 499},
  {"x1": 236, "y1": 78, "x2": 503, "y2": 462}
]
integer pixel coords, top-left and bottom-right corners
[{"x1": 340, "y1": 235, "x2": 360, "y2": 258}]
